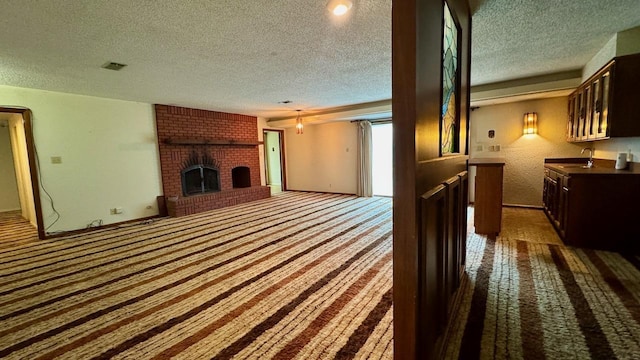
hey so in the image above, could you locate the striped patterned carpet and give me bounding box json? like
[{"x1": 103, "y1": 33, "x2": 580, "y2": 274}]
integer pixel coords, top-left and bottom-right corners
[
  {"x1": 444, "y1": 228, "x2": 640, "y2": 359},
  {"x1": 0, "y1": 192, "x2": 393, "y2": 359},
  {"x1": 3, "y1": 195, "x2": 639, "y2": 359}
]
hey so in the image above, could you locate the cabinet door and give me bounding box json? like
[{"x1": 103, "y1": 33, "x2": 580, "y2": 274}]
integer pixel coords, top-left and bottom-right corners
[
  {"x1": 567, "y1": 93, "x2": 576, "y2": 141},
  {"x1": 582, "y1": 84, "x2": 592, "y2": 141},
  {"x1": 558, "y1": 185, "x2": 569, "y2": 236},
  {"x1": 576, "y1": 89, "x2": 586, "y2": 140},
  {"x1": 543, "y1": 174, "x2": 558, "y2": 220},
  {"x1": 573, "y1": 91, "x2": 581, "y2": 139},
  {"x1": 596, "y1": 69, "x2": 611, "y2": 139},
  {"x1": 546, "y1": 177, "x2": 558, "y2": 221},
  {"x1": 589, "y1": 78, "x2": 601, "y2": 140}
]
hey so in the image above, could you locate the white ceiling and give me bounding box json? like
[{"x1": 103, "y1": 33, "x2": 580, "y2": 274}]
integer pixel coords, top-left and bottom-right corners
[{"x1": 0, "y1": 0, "x2": 639, "y2": 120}]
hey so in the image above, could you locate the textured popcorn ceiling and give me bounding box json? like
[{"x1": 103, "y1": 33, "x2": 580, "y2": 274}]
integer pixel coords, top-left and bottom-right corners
[
  {"x1": 472, "y1": 0, "x2": 640, "y2": 85},
  {"x1": 0, "y1": 0, "x2": 638, "y2": 119}
]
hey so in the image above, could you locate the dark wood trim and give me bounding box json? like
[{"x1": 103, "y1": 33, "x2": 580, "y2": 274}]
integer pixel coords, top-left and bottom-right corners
[
  {"x1": 503, "y1": 204, "x2": 544, "y2": 210},
  {"x1": 262, "y1": 129, "x2": 287, "y2": 191},
  {"x1": 0, "y1": 107, "x2": 46, "y2": 240},
  {"x1": 392, "y1": 0, "x2": 419, "y2": 356},
  {"x1": 164, "y1": 138, "x2": 262, "y2": 146},
  {"x1": 44, "y1": 215, "x2": 162, "y2": 239},
  {"x1": 393, "y1": 0, "x2": 471, "y2": 357}
]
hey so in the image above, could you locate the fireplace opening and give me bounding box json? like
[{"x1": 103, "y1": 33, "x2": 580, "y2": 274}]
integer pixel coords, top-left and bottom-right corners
[
  {"x1": 232, "y1": 166, "x2": 251, "y2": 188},
  {"x1": 182, "y1": 165, "x2": 221, "y2": 196}
]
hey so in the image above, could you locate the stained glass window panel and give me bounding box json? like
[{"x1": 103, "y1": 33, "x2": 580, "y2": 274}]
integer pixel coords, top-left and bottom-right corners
[{"x1": 441, "y1": 2, "x2": 459, "y2": 155}]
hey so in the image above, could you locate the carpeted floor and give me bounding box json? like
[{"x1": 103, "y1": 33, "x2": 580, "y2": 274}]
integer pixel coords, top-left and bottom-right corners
[
  {"x1": 0, "y1": 192, "x2": 393, "y2": 359},
  {"x1": 2, "y1": 196, "x2": 639, "y2": 359}
]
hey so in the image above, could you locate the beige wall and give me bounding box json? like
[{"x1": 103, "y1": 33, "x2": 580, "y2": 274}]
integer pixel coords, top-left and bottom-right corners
[
  {"x1": 469, "y1": 96, "x2": 584, "y2": 207},
  {"x1": 0, "y1": 85, "x2": 163, "y2": 233},
  {"x1": 0, "y1": 122, "x2": 20, "y2": 211},
  {"x1": 284, "y1": 121, "x2": 357, "y2": 194}
]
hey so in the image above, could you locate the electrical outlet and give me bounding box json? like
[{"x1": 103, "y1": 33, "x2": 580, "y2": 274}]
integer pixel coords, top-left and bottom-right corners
[
  {"x1": 488, "y1": 145, "x2": 495, "y2": 152},
  {"x1": 51, "y1": 156, "x2": 62, "y2": 164},
  {"x1": 115, "y1": 207, "x2": 123, "y2": 214},
  {"x1": 110, "y1": 207, "x2": 124, "y2": 215},
  {"x1": 110, "y1": 208, "x2": 117, "y2": 215},
  {"x1": 495, "y1": 144, "x2": 501, "y2": 151}
]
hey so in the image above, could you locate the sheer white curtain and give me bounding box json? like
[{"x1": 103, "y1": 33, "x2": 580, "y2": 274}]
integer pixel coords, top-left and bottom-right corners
[{"x1": 356, "y1": 121, "x2": 373, "y2": 197}]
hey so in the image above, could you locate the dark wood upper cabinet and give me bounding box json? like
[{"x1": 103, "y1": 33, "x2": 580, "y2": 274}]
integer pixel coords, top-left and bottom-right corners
[{"x1": 567, "y1": 53, "x2": 640, "y2": 142}]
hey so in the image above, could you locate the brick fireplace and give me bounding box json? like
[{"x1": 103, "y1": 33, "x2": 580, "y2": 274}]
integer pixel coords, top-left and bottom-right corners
[{"x1": 155, "y1": 104, "x2": 270, "y2": 217}]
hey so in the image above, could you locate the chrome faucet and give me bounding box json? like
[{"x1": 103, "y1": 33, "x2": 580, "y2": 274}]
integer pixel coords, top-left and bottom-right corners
[{"x1": 581, "y1": 147, "x2": 594, "y2": 168}]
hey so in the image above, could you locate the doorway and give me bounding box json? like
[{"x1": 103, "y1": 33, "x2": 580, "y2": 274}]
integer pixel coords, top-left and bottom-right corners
[
  {"x1": 263, "y1": 129, "x2": 286, "y2": 195},
  {"x1": 0, "y1": 117, "x2": 21, "y2": 214},
  {"x1": 0, "y1": 108, "x2": 44, "y2": 238},
  {"x1": 372, "y1": 122, "x2": 393, "y2": 196},
  {"x1": 1, "y1": 111, "x2": 37, "y2": 226}
]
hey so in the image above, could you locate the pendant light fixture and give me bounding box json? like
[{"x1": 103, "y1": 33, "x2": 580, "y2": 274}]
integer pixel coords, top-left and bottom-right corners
[{"x1": 295, "y1": 110, "x2": 304, "y2": 134}]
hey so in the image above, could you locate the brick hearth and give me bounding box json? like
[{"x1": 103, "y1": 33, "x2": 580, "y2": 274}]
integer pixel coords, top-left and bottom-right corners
[{"x1": 155, "y1": 104, "x2": 270, "y2": 217}]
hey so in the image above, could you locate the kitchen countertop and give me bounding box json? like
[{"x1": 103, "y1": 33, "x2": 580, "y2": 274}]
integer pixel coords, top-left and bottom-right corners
[
  {"x1": 469, "y1": 157, "x2": 506, "y2": 166},
  {"x1": 544, "y1": 162, "x2": 640, "y2": 176}
]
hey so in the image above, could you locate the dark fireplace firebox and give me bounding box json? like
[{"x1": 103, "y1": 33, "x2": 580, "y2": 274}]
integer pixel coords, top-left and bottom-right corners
[
  {"x1": 181, "y1": 151, "x2": 221, "y2": 196},
  {"x1": 182, "y1": 165, "x2": 220, "y2": 195},
  {"x1": 232, "y1": 166, "x2": 251, "y2": 188}
]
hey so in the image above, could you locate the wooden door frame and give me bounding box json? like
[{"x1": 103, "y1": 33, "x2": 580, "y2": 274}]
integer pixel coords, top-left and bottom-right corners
[
  {"x1": 262, "y1": 129, "x2": 287, "y2": 191},
  {"x1": 1, "y1": 107, "x2": 46, "y2": 239},
  {"x1": 392, "y1": 0, "x2": 471, "y2": 358}
]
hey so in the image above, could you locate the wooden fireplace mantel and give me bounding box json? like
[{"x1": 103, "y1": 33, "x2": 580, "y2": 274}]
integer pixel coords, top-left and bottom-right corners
[{"x1": 164, "y1": 138, "x2": 263, "y2": 146}]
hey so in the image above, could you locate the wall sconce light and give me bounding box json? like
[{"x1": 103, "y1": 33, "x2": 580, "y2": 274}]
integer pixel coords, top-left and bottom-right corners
[
  {"x1": 295, "y1": 110, "x2": 304, "y2": 135},
  {"x1": 523, "y1": 112, "x2": 538, "y2": 135}
]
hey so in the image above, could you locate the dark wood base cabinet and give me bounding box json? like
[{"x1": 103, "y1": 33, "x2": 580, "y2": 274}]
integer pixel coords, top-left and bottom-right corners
[
  {"x1": 543, "y1": 163, "x2": 640, "y2": 253},
  {"x1": 470, "y1": 159, "x2": 505, "y2": 237}
]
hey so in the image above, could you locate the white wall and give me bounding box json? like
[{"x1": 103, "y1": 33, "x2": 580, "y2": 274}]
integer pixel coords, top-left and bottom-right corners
[
  {"x1": 285, "y1": 121, "x2": 357, "y2": 194},
  {"x1": 582, "y1": 35, "x2": 617, "y2": 82},
  {"x1": 580, "y1": 26, "x2": 640, "y2": 162},
  {"x1": 0, "y1": 85, "x2": 163, "y2": 233},
  {"x1": 0, "y1": 121, "x2": 20, "y2": 211},
  {"x1": 582, "y1": 27, "x2": 640, "y2": 82},
  {"x1": 616, "y1": 26, "x2": 640, "y2": 58},
  {"x1": 469, "y1": 96, "x2": 584, "y2": 207},
  {"x1": 592, "y1": 138, "x2": 640, "y2": 163}
]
